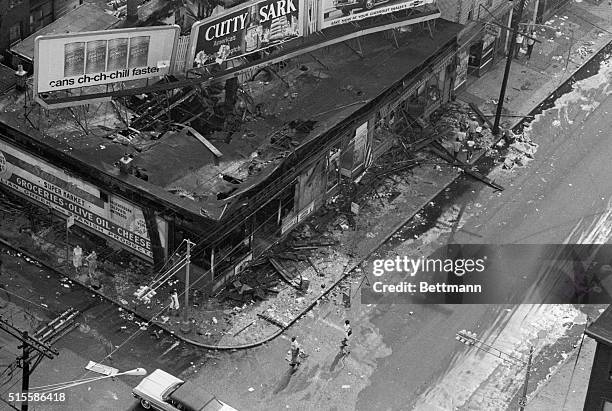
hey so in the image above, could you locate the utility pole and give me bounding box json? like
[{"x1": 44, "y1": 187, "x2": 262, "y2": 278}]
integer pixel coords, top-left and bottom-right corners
[
  {"x1": 493, "y1": 0, "x2": 527, "y2": 135},
  {"x1": 180, "y1": 239, "x2": 195, "y2": 334},
  {"x1": 0, "y1": 317, "x2": 59, "y2": 411},
  {"x1": 20, "y1": 334, "x2": 29, "y2": 411},
  {"x1": 518, "y1": 346, "x2": 534, "y2": 410}
]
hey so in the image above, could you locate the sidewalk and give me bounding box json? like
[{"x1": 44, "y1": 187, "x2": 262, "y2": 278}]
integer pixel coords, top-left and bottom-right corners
[
  {"x1": 1, "y1": 0, "x2": 611, "y2": 351},
  {"x1": 525, "y1": 335, "x2": 596, "y2": 411},
  {"x1": 459, "y1": 0, "x2": 612, "y2": 131}
]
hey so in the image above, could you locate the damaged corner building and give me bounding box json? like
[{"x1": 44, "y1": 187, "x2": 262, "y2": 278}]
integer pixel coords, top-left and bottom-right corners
[{"x1": 0, "y1": 2, "x2": 464, "y2": 294}]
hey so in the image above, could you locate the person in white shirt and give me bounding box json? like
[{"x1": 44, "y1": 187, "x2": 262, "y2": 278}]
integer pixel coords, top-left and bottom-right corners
[
  {"x1": 526, "y1": 31, "x2": 536, "y2": 59},
  {"x1": 514, "y1": 31, "x2": 525, "y2": 58}
]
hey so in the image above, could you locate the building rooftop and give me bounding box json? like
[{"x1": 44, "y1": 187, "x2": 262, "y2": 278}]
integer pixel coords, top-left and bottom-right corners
[
  {"x1": 0, "y1": 17, "x2": 462, "y2": 223},
  {"x1": 10, "y1": 3, "x2": 120, "y2": 62},
  {"x1": 586, "y1": 306, "x2": 612, "y2": 346}
]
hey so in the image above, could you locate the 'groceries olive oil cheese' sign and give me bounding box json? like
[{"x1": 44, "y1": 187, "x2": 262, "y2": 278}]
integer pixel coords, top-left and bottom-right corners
[
  {"x1": 190, "y1": 0, "x2": 303, "y2": 69},
  {"x1": 0, "y1": 141, "x2": 168, "y2": 261},
  {"x1": 35, "y1": 26, "x2": 180, "y2": 93}
]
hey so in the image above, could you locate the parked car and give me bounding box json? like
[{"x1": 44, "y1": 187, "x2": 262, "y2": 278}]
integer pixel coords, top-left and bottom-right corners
[{"x1": 132, "y1": 369, "x2": 238, "y2": 411}]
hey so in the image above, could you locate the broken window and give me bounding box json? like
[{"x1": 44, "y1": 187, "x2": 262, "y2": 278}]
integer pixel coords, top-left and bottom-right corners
[{"x1": 212, "y1": 223, "x2": 251, "y2": 278}]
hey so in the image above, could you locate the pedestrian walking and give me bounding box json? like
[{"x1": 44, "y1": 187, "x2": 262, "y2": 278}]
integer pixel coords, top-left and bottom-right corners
[
  {"x1": 290, "y1": 336, "x2": 301, "y2": 368},
  {"x1": 342, "y1": 320, "x2": 352, "y2": 354},
  {"x1": 526, "y1": 31, "x2": 536, "y2": 59},
  {"x1": 72, "y1": 245, "x2": 83, "y2": 273},
  {"x1": 169, "y1": 289, "x2": 180, "y2": 314},
  {"x1": 514, "y1": 31, "x2": 525, "y2": 58}
]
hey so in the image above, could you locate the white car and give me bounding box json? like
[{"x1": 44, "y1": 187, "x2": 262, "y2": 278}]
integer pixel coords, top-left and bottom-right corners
[{"x1": 132, "y1": 369, "x2": 238, "y2": 411}]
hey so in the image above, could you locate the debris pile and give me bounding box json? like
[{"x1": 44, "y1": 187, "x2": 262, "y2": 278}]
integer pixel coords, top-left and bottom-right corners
[{"x1": 502, "y1": 132, "x2": 538, "y2": 170}]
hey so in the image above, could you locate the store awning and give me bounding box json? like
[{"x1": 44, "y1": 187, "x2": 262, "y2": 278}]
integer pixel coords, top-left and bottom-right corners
[{"x1": 10, "y1": 4, "x2": 120, "y2": 62}]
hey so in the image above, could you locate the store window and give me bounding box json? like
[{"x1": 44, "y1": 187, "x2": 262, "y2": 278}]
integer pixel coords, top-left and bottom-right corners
[{"x1": 212, "y1": 225, "x2": 250, "y2": 279}]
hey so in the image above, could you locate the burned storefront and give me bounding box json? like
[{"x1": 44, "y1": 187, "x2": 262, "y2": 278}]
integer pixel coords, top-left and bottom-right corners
[
  {"x1": 0, "y1": 4, "x2": 462, "y2": 294},
  {"x1": 172, "y1": 18, "x2": 463, "y2": 291}
]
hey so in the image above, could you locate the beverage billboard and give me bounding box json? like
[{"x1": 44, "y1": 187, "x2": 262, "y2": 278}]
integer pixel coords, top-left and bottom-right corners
[
  {"x1": 321, "y1": 0, "x2": 435, "y2": 29},
  {"x1": 34, "y1": 26, "x2": 180, "y2": 93},
  {"x1": 189, "y1": 0, "x2": 303, "y2": 70},
  {"x1": 0, "y1": 141, "x2": 167, "y2": 261}
]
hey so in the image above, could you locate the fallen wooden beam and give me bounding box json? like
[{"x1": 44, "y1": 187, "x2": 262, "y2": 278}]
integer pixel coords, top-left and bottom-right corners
[
  {"x1": 185, "y1": 126, "x2": 223, "y2": 158},
  {"x1": 307, "y1": 256, "x2": 323, "y2": 277},
  {"x1": 429, "y1": 142, "x2": 504, "y2": 192},
  {"x1": 269, "y1": 258, "x2": 301, "y2": 289},
  {"x1": 468, "y1": 102, "x2": 494, "y2": 130},
  {"x1": 257, "y1": 313, "x2": 287, "y2": 328}
]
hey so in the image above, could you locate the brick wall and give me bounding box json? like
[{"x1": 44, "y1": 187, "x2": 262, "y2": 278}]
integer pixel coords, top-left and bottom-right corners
[
  {"x1": 0, "y1": 0, "x2": 30, "y2": 56},
  {"x1": 584, "y1": 342, "x2": 612, "y2": 411}
]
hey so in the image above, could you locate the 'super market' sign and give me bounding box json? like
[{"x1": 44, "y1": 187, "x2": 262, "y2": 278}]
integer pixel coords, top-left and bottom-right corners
[
  {"x1": 34, "y1": 26, "x2": 180, "y2": 93},
  {"x1": 0, "y1": 141, "x2": 167, "y2": 261},
  {"x1": 189, "y1": 0, "x2": 303, "y2": 69}
]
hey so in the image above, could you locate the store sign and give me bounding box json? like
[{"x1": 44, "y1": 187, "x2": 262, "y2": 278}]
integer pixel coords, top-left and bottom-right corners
[
  {"x1": 190, "y1": 0, "x2": 303, "y2": 69},
  {"x1": 234, "y1": 253, "x2": 253, "y2": 275},
  {"x1": 34, "y1": 26, "x2": 180, "y2": 93},
  {"x1": 321, "y1": 0, "x2": 435, "y2": 29},
  {"x1": 281, "y1": 214, "x2": 298, "y2": 234},
  {"x1": 297, "y1": 201, "x2": 315, "y2": 222},
  {"x1": 0, "y1": 142, "x2": 167, "y2": 261}
]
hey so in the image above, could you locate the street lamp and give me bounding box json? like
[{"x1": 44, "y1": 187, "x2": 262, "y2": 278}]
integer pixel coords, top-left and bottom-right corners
[{"x1": 28, "y1": 368, "x2": 147, "y2": 394}]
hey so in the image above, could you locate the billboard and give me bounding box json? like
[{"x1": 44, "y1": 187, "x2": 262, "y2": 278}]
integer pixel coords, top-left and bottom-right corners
[
  {"x1": 321, "y1": 0, "x2": 435, "y2": 29},
  {"x1": 34, "y1": 26, "x2": 180, "y2": 93},
  {"x1": 189, "y1": 0, "x2": 303, "y2": 69},
  {"x1": 0, "y1": 141, "x2": 167, "y2": 261}
]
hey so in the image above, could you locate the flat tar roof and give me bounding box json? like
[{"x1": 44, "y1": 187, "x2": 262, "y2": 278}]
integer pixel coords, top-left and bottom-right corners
[{"x1": 0, "y1": 18, "x2": 462, "y2": 222}]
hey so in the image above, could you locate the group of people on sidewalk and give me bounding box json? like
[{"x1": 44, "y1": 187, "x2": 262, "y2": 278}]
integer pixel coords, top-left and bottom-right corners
[
  {"x1": 452, "y1": 115, "x2": 483, "y2": 164},
  {"x1": 514, "y1": 29, "x2": 537, "y2": 60},
  {"x1": 289, "y1": 320, "x2": 352, "y2": 369}
]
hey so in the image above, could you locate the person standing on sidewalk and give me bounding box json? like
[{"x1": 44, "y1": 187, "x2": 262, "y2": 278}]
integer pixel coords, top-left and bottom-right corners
[
  {"x1": 526, "y1": 31, "x2": 537, "y2": 60},
  {"x1": 514, "y1": 30, "x2": 525, "y2": 58},
  {"x1": 73, "y1": 245, "x2": 83, "y2": 274},
  {"x1": 86, "y1": 251, "x2": 97, "y2": 277},
  {"x1": 169, "y1": 289, "x2": 180, "y2": 315}
]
